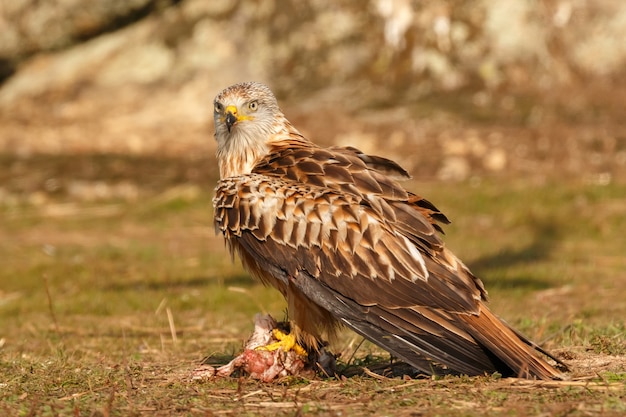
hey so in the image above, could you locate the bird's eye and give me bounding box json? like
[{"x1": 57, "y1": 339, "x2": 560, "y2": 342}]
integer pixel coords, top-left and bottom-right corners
[
  {"x1": 248, "y1": 101, "x2": 258, "y2": 111},
  {"x1": 214, "y1": 102, "x2": 223, "y2": 113}
]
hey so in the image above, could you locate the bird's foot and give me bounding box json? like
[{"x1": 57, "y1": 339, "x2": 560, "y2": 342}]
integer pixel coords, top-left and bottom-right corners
[{"x1": 256, "y1": 328, "x2": 308, "y2": 356}]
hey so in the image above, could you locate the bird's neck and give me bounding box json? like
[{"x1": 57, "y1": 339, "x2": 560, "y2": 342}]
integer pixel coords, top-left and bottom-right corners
[
  {"x1": 217, "y1": 121, "x2": 308, "y2": 179},
  {"x1": 217, "y1": 131, "x2": 269, "y2": 178}
]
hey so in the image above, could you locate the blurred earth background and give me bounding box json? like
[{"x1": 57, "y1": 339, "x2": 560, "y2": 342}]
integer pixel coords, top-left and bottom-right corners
[
  {"x1": 1, "y1": 0, "x2": 625, "y2": 415},
  {"x1": 1, "y1": 0, "x2": 625, "y2": 177}
]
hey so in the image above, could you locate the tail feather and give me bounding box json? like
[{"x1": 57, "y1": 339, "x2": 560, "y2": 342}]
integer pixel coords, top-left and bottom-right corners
[
  {"x1": 372, "y1": 306, "x2": 500, "y2": 375},
  {"x1": 459, "y1": 306, "x2": 565, "y2": 380},
  {"x1": 347, "y1": 307, "x2": 498, "y2": 376},
  {"x1": 346, "y1": 303, "x2": 565, "y2": 380},
  {"x1": 288, "y1": 267, "x2": 565, "y2": 380}
]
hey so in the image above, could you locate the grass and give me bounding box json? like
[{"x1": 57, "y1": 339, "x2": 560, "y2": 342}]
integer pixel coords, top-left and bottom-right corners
[{"x1": 1, "y1": 156, "x2": 625, "y2": 416}]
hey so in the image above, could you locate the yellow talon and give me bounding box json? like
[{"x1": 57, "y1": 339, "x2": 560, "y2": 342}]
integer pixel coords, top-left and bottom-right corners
[{"x1": 256, "y1": 329, "x2": 308, "y2": 356}]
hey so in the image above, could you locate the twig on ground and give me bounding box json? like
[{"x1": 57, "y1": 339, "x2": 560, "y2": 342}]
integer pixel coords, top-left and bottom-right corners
[
  {"x1": 362, "y1": 367, "x2": 392, "y2": 381},
  {"x1": 43, "y1": 274, "x2": 59, "y2": 334},
  {"x1": 166, "y1": 307, "x2": 178, "y2": 346},
  {"x1": 343, "y1": 337, "x2": 365, "y2": 367}
]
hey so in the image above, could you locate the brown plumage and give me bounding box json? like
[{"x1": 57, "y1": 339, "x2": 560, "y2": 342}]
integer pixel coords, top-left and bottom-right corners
[{"x1": 212, "y1": 81, "x2": 566, "y2": 379}]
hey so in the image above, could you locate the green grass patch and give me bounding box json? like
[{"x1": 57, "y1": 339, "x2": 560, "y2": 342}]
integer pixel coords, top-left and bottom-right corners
[{"x1": 1, "y1": 173, "x2": 625, "y2": 416}]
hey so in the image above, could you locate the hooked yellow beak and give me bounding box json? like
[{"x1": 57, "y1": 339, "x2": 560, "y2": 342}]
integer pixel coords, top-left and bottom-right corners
[{"x1": 224, "y1": 105, "x2": 239, "y2": 132}]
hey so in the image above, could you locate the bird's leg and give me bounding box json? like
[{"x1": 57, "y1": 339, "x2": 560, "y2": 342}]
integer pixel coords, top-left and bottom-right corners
[{"x1": 256, "y1": 328, "x2": 308, "y2": 356}]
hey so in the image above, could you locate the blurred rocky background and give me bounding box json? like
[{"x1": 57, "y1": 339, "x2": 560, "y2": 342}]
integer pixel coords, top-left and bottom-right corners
[{"x1": 1, "y1": 0, "x2": 625, "y2": 202}]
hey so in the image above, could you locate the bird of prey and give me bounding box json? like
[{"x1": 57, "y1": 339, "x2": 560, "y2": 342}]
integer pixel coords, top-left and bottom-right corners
[{"x1": 212, "y1": 81, "x2": 565, "y2": 380}]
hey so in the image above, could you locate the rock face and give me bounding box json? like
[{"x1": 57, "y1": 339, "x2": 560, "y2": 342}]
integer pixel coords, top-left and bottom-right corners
[
  {"x1": 2, "y1": 0, "x2": 625, "y2": 96},
  {"x1": 0, "y1": 0, "x2": 157, "y2": 79},
  {"x1": 0, "y1": 0, "x2": 624, "y2": 182}
]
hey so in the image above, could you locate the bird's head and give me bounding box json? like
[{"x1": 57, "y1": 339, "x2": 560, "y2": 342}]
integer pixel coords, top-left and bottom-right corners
[
  {"x1": 213, "y1": 82, "x2": 285, "y2": 141},
  {"x1": 213, "y1": 82, "x2": 288, "y2": 178}
]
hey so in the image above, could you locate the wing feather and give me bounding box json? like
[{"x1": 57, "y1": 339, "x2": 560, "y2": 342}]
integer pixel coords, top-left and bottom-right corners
[{"x1": 214, "y1": 173, "x2": 478, "y2": 312}]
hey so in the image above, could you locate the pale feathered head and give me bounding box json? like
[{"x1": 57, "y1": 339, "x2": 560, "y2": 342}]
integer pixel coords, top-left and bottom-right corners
[{"x1": 213, "y1": 82, "x2": 294, "y2": 179}]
